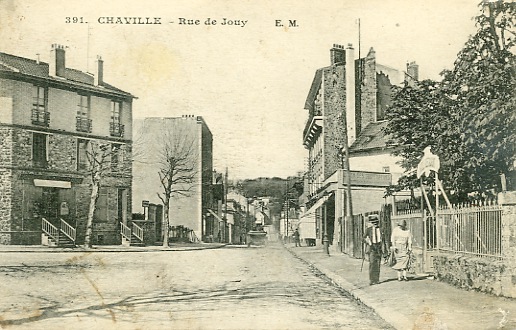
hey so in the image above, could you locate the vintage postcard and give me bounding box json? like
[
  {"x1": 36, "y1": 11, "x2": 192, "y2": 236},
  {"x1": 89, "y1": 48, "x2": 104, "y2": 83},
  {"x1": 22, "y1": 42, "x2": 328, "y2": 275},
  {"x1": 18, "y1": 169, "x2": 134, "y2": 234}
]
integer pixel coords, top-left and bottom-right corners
[{"x1": 1, "y1": 0, "x2": 514, "y2": 329}]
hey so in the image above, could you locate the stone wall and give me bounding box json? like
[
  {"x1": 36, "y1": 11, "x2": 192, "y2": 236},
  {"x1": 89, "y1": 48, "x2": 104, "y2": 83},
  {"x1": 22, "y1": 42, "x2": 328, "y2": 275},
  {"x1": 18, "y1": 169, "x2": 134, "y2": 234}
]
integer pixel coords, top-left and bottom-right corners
[
  {"x1": 0, "y1": 168, "x2": 13, "y2": 244},
  {"x1": 322, "y1": 64, "x2": 346, "y2": 179},
  {"x1": 1, "y1": 127, "x2": 132, "y2": 246},
  {"x1": 359, "y1": 48, "x2": 377, "y2": 134},
  {"x1": 433, "y1": 254, "x2": 506, "y2": 296}
]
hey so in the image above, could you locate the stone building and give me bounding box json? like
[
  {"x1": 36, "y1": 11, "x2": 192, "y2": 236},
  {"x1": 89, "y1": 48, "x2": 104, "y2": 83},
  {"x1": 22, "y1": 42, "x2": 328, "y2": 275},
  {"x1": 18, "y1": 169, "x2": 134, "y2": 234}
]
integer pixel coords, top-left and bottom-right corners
[
  {"x1": 300, "y1": 44, "x2": 418, "y2": 251},
  {"x1": 0, "y1": 45, "x2": 135, "y2": 245},
  {"x1": 132, "y1": 116, "x2": 214, "y2": 243}
]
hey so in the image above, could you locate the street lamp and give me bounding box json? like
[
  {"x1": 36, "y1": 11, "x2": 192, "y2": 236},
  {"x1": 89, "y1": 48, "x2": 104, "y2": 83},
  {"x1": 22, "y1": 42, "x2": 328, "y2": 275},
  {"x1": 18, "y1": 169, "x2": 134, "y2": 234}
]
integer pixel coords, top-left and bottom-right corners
[{"x1": 322, "y1": 195, "x2": 329, "y2": 255}]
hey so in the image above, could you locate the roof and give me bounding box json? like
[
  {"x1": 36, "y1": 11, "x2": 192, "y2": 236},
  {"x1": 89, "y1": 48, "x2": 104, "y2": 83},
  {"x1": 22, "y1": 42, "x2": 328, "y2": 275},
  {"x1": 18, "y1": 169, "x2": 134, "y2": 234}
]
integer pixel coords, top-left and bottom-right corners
[
  {"x1": 304, "y1": 68, "x2": 324, "y2": 111},
  {"x1": 350, "y1": 121, "x2": 391, "y2": 153},
  {"x1": 0, "y1": 52, "x2": 133, "y2": 98}
]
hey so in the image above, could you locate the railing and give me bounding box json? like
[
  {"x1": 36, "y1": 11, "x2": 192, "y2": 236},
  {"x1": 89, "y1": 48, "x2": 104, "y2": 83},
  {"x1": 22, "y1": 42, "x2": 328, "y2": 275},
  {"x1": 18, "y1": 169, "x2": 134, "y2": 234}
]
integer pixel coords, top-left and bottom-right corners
[
  {"x1": 76, "y1": 116, "x2": 92, "y2": 133},
  {"x1": 42, "y1": 218, "x2": 59, "y2": 241},
  {"x1": 132, "y1": 222, "x2": 144, "y2": 242},
  {"x1": 437, "y1": 201, "x2": 502, "y2": 258},
  {"x1": 109, "y1": 122, "x2": 125, "y2": 137},
  {"x1": 60, "y1": 218, "x2": 76, "y2": 243},
  {"x1": 120, "y1": 222, "x2": 131, "y2": 240},
  {"x1": 31, "y1": 109, "x2": 50, "y2": 126}
]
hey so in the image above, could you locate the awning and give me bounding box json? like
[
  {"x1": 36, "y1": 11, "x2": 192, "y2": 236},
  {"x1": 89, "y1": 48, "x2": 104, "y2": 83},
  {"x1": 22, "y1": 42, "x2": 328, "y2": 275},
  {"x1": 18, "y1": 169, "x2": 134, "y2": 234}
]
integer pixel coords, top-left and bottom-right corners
[
  {"x1": 304, "y1": 193, "x2": 333, "y2": 215},
  {"x1": 207, "y1": 209, "x2": 224, "y2": 223},
  {"x1": 34, "y1": 179, "x2": 71, "y2": 189}
]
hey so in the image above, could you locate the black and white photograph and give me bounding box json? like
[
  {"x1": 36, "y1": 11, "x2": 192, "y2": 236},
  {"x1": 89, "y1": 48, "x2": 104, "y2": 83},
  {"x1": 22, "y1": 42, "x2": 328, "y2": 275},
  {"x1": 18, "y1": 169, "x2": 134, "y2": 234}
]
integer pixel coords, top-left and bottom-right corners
[{"x1": 0, "y1": 0, "x2": 515, "y2": 329}]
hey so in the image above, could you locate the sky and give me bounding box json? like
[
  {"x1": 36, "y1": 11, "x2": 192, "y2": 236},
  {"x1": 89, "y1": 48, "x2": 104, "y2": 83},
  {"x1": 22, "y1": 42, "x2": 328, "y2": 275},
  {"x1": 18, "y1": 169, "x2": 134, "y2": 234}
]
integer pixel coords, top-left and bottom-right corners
[{"x1": 0, "y1": 0, "x2": 480, "y2": 180}]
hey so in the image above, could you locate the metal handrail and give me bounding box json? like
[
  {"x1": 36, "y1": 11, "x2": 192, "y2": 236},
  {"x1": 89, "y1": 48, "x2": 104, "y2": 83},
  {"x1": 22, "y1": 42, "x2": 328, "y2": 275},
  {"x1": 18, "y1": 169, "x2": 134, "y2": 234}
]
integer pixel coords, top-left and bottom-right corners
[
  {"x1": 120, "y1": 222, "x2": 131, "y2": 240},
  {"x1": 132, "y1": 222, "x2": 144, "y2": 242},
  {"x1": 60, "y1": 218, "x2": 76, "y2": 242},
  {"x1": 42, "y1": 218, "x2": 59, "y2": 240}
]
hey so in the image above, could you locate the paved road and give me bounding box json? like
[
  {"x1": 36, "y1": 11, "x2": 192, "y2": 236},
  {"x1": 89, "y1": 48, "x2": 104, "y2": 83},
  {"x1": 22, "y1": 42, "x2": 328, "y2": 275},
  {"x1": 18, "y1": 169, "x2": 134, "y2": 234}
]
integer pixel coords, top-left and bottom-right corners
[{"x1": 0, "y1": 242, "x2": 392, "y2": 329}]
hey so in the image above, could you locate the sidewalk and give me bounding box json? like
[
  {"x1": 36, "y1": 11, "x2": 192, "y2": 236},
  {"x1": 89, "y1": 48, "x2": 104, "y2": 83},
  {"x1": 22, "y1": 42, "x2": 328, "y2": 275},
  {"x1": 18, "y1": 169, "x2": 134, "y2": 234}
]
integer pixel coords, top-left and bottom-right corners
[
  {"x1": 286, "y1": 243, "x2": 516, "y2": 330},
  {"x1": 0, "y1": 242, "x2": 227, "y2": 253}
]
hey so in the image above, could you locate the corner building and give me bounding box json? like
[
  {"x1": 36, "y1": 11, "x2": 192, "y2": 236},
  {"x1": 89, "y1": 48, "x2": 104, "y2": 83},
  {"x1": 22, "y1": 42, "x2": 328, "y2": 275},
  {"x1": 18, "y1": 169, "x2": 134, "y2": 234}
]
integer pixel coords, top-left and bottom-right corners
[
  {"x1": 301, "y1": 44, "x2": 417, "y2": 252},
  {"x1": 0, "y1": 45, "x2": 135, "y2": 245}
]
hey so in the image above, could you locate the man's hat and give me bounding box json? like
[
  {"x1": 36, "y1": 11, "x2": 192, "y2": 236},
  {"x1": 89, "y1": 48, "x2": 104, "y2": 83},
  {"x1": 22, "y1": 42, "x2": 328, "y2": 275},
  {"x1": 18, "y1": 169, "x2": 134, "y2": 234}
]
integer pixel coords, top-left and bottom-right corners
[{"x1": 368, "y1": 214, "x2": 379, "y2": 222}]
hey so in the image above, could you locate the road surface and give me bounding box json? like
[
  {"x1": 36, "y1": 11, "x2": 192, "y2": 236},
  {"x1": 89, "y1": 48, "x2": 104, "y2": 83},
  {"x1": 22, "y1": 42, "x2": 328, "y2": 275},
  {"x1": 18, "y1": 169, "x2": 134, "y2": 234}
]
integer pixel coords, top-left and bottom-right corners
[{"x1": 0, "y1": 242, "x2": 392, "y2": 329}]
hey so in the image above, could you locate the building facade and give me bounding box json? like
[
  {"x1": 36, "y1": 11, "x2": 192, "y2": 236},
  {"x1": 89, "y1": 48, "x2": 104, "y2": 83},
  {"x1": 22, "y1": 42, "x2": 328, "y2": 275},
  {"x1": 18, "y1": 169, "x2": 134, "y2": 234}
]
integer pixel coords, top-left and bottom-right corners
[
  {"x1": 301, "y1": 44, "x2": 418, "y2": 252},
  {"x1": 0, "y1": 45, "x2": 135, "y2": 245},
  {"x1": 132, "y1": 116, "x2": 214, "y2": 243}
]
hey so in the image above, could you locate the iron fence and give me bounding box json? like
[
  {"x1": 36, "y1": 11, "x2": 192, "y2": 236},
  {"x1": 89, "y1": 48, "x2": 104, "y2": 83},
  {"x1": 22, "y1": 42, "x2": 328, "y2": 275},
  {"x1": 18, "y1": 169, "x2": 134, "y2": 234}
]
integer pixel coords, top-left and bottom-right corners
[{"x1": 438, "y1": 201, "x2": 502, "y2": 258}]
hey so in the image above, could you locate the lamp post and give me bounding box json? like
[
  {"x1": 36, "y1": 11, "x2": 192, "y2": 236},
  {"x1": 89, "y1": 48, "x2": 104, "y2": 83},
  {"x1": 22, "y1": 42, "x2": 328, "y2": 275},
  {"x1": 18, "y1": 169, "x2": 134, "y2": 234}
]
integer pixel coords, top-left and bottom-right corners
[{"x1": 322, "y1": 194, "x2": 330, "y2": 255}]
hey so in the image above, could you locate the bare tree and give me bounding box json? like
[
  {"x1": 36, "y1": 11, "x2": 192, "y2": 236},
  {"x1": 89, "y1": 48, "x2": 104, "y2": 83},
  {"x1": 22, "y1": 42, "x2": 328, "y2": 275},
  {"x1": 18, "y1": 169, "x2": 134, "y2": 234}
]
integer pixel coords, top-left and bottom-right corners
[
  {"x1": 155, "y1": 124, "x2": 198, "y2": 246},
  {"x1": 83, "y1": 141, "x2": 115, "y2": 248}
]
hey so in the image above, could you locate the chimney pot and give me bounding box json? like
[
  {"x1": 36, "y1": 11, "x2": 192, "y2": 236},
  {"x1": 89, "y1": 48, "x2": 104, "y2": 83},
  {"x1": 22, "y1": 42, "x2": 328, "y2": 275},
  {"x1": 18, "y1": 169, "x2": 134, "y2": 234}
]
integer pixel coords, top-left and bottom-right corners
[{"x1": 330, "y1": 43, "x2": 346, "y2": 65}]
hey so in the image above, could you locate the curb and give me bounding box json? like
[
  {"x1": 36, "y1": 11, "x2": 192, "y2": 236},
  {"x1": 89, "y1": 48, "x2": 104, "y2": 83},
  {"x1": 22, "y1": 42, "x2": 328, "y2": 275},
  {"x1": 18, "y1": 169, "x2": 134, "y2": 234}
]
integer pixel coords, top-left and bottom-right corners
[
  {"x1": 286, "y1": 246, "x2": 412, "y2": 330},
  {"x1": 0, "y1": 244, "x2": 228, "y2": 253}
]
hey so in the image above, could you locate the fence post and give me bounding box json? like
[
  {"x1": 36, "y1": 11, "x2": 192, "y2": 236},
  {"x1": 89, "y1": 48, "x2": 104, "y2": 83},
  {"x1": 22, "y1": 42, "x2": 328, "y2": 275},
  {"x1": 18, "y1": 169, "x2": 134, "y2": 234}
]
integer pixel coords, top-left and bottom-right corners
[{"x1": 498, "y1": 191, "x2": 516, "y2": 297}]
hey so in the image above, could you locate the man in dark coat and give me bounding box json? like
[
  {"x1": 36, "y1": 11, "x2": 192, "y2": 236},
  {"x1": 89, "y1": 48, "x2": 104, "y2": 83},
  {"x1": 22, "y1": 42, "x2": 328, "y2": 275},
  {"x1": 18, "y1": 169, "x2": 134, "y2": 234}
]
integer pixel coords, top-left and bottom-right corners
[
  {"x1": 363, "y1": 214, "x2": 382, "y2": 285},
  {"x1": 293, "y1": 228, "x2": 301, "y2": 247}
]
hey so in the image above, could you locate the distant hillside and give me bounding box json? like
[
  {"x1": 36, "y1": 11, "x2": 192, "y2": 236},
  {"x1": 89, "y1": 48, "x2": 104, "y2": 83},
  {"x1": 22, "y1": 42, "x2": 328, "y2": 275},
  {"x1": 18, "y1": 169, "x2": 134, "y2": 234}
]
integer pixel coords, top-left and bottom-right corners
[{"x1": 233, "y1": 176, "x2": 304, "y2": 217}]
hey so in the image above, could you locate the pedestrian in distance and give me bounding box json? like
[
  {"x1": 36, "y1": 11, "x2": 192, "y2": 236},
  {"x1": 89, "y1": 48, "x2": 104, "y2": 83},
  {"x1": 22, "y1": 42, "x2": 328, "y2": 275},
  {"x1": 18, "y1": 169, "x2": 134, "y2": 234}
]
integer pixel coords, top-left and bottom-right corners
[
  {"x1": 293, "y1": 228, "x2": 301, "y2": 247},
  {"x1": 363, "y1": 214, "x2": 382, "y2": 285},
  {"x1": 390, "y1": 219, "x2": 413, "y2": 281}
]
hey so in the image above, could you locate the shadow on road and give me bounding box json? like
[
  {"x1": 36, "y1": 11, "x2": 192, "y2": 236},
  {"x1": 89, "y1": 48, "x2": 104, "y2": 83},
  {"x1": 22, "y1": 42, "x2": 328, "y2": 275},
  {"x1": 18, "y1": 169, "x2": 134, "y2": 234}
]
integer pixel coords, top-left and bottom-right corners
[{"x1": 0, "y1": 281, "x2": 318, "y2": 326}]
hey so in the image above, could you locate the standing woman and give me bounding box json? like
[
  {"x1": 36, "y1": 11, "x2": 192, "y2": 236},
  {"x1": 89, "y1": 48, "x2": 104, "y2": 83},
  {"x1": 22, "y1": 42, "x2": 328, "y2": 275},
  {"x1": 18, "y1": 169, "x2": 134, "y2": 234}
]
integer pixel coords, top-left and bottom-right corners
[{"x1": 390, "y1": 220, "x2": 412, "y2": 281}]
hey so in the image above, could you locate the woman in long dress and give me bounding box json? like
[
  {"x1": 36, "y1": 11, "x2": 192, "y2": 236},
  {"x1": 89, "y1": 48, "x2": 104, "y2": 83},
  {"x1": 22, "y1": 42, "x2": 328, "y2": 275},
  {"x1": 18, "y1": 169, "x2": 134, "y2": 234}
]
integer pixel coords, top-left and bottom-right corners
[{"x1": 390, "y1": 220, "x2": 412, "y2": 281}]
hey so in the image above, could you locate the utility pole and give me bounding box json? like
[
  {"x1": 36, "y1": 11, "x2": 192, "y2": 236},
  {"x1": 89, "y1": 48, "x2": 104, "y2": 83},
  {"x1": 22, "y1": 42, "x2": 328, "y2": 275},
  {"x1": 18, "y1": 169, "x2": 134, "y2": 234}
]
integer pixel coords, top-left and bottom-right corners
[{"x1": 224, "y1": 167, "x2": 228, "y2": 243}]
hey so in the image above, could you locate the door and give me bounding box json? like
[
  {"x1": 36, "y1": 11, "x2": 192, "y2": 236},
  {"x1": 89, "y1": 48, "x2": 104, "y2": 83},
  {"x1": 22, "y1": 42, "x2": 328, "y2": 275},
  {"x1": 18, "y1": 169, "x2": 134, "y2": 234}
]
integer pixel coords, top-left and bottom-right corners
[
  {"x1": 42, "y1": 187, "x2": 59, "y2": 224},
  {"x1": 117, "y1": 188, "x2": 127, "y2": 227}
]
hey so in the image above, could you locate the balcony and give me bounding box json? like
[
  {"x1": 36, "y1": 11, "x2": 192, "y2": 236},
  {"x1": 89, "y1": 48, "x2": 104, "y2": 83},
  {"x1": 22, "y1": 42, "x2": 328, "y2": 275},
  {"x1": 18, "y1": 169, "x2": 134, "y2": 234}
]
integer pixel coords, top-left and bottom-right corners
[
  {"x1": 109, "y1": 122, "x2": 125, "y2": 138},
  {"x1": 76, "y1": 117, "x2": 92, "y2": 133},
  {"x1": 31, "y1": 109, "x2": 50, "y2": 127},
  {"x1": 302, "y1": 114, "x2": 323, "y2": 148}
]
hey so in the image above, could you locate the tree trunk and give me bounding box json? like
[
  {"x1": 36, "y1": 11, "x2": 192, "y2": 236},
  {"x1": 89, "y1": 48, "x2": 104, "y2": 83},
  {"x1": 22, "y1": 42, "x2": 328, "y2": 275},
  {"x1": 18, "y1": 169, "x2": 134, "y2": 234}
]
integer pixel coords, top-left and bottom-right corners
[
  {"x1": 84, "y1": 174, "x2": 101, "y2": 248},
  {"x1": 162, "y1": 200, "x2": 170, "y2": 247}
]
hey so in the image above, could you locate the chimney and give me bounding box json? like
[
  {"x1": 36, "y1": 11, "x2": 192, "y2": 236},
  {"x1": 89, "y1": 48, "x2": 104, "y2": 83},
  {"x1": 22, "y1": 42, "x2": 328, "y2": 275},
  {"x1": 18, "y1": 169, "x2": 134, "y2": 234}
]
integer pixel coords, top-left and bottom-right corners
[
  {"x1": 345, "y1": 43, "x2": 356, "y2": 144},
  {"x1": 406, "y1": 61, "x2": 419, "y2": 81},
  {"x1": 330, "y1": 44, "x2": 346, "y2": 65},
  {"x1": 49, "y1": 44, "x2": 66, "y2": 77},
  {"x1": 94, "y1": 55, "x2": 104, "y2": 86}
]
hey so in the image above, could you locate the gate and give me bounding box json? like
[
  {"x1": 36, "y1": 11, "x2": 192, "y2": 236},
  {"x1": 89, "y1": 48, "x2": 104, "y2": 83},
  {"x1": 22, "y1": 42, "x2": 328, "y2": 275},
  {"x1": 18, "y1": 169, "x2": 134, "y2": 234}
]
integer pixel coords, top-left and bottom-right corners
[{"x1": 391, "y1": 210, "x2": 436, "y2": 274}]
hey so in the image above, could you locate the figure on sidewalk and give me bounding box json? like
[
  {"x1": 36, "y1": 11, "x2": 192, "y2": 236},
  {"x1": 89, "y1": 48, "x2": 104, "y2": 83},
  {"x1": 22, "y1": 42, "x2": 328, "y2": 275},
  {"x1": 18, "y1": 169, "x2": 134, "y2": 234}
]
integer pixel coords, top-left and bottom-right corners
[
  {"x1": 390, "y1": 219, "x2": 413, "y2": 281},
  {"x1": 293, "y1": 228, "x2": 301, "y2": 247},
  {"x1": 363, "y1": 214, "x2": 382, "y2": 285}
]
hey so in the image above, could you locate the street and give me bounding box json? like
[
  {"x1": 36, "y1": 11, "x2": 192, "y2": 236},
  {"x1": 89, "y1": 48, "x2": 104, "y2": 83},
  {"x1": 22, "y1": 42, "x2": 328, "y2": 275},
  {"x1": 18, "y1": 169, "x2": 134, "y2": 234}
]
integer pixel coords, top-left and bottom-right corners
[{"x1": 0, "y1": 242, "x2": 392, "y2": 330}]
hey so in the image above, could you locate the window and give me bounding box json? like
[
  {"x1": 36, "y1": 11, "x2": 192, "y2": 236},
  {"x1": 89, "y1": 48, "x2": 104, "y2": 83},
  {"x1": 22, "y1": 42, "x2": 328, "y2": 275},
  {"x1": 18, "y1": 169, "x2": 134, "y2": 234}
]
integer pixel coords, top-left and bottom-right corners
[
  {"x1": 32, "y1": 133, "x2": 47, "y2": 167},
  {"x1": 77, "y1": 139, "x2": 89, "y2": 171},
  {"x1": 76, "y1": 94, "x2": 91, "y2": 132},
  {"x1": 94, "y1": 187, "x2": 108, "y2": 222},
  {"x1": 32, "y1": 86, "x2": 49, "y2": 126},
  {"x1": 109, "y1": 101, "x2": 124, "y2": 137},
  {"x1": 382, "y1": 166, "x2": 390, "y2": 173},
  {"x1": 111, "y1": 101, "x2": 121, "y2": 124}
]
